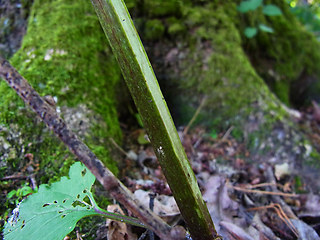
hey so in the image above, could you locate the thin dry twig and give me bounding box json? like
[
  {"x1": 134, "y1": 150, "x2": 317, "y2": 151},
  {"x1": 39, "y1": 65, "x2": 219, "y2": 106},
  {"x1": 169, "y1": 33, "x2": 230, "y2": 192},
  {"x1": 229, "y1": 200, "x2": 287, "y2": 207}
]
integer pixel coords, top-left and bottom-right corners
[
  {"x1": 265, "y1": 166, "x2": 297, "y2": 219},
  {"x1": 230, "y1": 185, "x2": 298, "y2": 198},
  {"x1": 221, "y1": 126, "x2": 234, "y2": 141},
  {"x1": 248, "y1": 203, "x2": 299, "y2": 237},
  {"x1": 0, "y1": 56, "x2": 178, "y2": 240},
  {"x1": 183, "y1": 96, "x2": 207, "y2": 135},
  {"x1": 247, "y1": 182, "x2": 284, "y2": 189},
  {"x1": 109, "y1": 137, "x2": 130, "y2": 157},
  {"x1": 0, "y1": 175, "x2": 27, "y2": 181}
]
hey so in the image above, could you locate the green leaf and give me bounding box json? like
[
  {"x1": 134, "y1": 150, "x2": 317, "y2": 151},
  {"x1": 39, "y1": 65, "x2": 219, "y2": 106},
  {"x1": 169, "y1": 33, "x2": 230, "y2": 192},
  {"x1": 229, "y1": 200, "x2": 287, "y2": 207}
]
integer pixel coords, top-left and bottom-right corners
[
  {"x1": 244, "y1": 27, "x2": 258, "y2": 38},
  {"x1": 6, "y1": 190, "x2": 16, "y2": 199},
  {"x1": 3, "y1": 162, "x2": 97, "y2": 240},
  {"x1": 237, "y1": 0, "x2": 263, "y2": 13},
  {"x1": 263, "y1": 4, "x2": 282, "y2": 16},
  {"x1": 135, "y1": 113, "x2": 144, "y2": 128},
  {"x1": 259, "y1": 24, "x2": 274, "y2": 33},
  {"x1": 19, "y1": 186, "x2": 35, "y2": 197}
]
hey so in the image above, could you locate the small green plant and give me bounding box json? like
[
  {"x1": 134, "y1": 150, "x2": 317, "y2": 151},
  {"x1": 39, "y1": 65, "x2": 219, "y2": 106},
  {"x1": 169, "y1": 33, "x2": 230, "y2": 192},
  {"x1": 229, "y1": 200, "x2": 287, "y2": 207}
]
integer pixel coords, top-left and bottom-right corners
[
  {"x1": 6, "y1": 183, "x2": 37, "y2": 206},
  {"x1": 237, "y1": 0, "x2": 282, "y2": 38},
  {"x1": 288, "y1": 0, "x2": 320, "y2": 40},
  {"x1": 3, "y1": 162, "x2": 144, "y2": 240}
]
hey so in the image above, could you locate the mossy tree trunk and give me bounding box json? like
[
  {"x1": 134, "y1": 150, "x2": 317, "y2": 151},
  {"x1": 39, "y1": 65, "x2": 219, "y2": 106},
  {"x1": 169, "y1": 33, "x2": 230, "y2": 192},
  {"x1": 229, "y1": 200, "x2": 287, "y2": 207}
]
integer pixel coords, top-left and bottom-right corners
[
  {"x1": 126, "y1": 0, "x2": 320, "y2": 189},
  {"x1": 0, "y1": 0, "x2": 122, "y2": 191}
]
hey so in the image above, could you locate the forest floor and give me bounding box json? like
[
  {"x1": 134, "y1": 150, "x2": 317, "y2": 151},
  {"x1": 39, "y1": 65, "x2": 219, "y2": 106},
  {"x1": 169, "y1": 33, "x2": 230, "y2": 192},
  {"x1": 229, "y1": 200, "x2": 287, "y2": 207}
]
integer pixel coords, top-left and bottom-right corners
[
  {"x1": 2, "y1": 105, "x2": 320, "y2": 240},
  {"x1": 95, "y1": 105, "x2": 320, "y2": 240},
  {"x1": 1, "y1": 1, "x2": 320, "y2": 239}
]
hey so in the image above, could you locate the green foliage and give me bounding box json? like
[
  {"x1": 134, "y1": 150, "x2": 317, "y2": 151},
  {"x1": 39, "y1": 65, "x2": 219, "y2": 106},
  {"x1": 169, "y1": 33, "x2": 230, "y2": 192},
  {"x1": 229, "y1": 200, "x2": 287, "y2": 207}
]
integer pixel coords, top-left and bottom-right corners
[
  {"x1": 262, "y1": 4, "x2": 282, "y2": 16},
  {"x1": 4, "y1": 162, "x2": 97, "y2": 240},
  {"x1": 144, "y1": 19, "x2": 165, "y2": 40},
  {"x1": 6, "y1": 183, "x2": 37, "y2": 206},
  {"x1": 288, "y1": 1, "x2": 320, "y2": 40},
  {"x1": 244, "y1": 27, "x2": 258, "y2": 38},
  {"x1": 3, "y1": 162, "x2": 143, "y2": 240},
  {"x1": 143, "y1": 1, "x2": 181, "y2": 17},
  {"x1": 237, "y1": 0, "x2": 282, "y2": 38},
  {"x1": 258, "y1": 23, "x2": 273, "y2": 33},
  {"x1": 237, "y1": 0, "x2": 263, "y2": 13},
  {"x1": 241, "y1": 0, "x2": 320, "y2": 106}
]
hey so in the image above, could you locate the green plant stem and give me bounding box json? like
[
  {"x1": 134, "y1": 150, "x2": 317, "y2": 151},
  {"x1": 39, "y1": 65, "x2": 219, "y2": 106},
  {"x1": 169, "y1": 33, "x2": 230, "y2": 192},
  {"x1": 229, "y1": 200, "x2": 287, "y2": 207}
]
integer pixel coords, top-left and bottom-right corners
[
  {"x1": 90, "y1": 0, "x2": 219, "y2": 239},
  {"x1": 87, "y1": 191, "x2": 146, "y2": 228},
  {"x1": 93, "y1": 206, "x2": 146, "y2": 228}
]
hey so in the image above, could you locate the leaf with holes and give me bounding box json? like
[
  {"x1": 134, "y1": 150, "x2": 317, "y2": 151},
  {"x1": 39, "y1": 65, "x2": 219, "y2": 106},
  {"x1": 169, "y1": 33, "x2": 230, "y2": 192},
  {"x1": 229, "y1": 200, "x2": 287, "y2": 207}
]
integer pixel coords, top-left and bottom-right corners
[{"x1": 3, "y1": 162, "x2": 97, "y2": 240}]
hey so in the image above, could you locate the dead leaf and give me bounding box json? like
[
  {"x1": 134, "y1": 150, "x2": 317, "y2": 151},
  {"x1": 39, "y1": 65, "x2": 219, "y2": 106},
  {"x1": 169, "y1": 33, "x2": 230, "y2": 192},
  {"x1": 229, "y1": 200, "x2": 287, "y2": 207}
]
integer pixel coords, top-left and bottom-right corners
[
  {"x1": 220, "y1": 221, "x2": 255, "y2": 240},
  {"x1": 274, "y1": 163, "x2": 290, "y2": 180},
  {"x1": 106, "y1": 204, "x2": 136, "y2": 240},
  {"x1": 133, "y1": 189, "x2": 180, "y2": 217},
  {"x1": 291, "y1": 219, "x2": 320, "y2": 240},
  {"x1": 202, "y1": 175, "x2": 240, "y2": 234}
]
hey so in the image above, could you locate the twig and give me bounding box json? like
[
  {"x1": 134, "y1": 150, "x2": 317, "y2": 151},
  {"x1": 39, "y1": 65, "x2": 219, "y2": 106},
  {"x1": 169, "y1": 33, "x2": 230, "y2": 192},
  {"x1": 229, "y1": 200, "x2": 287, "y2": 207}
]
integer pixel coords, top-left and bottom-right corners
[
  {"x1": 248, "y1": 203, "x2": 299, "y2": 237},
  {"x1": 230, "y1": 185, "x2": 298, "y2": 198},
  {"x1": 212, "y1": 126, "x2": 234, "y2": 148},
  {"x1": 109, "y1": 137, "x2": 130, "y2": 158},
  {"x1": 0, "y1": 175, "x2": 27, "y2": 181},
  {"x1": 265, "y1": 166, "x2": 297, "y2": 219},
  {"x1": 183, "y1": 96, "x2": 207, "y2": 136},
  {"x1": 221, "y1": 126, "x2": 234, "y2": 140},
  {"x1": 29, "y1": 173, "x2": 37, "y2": 190},
  {"x1": 247, "y1": 182, "x2": 283, "y2": 189},
  {"x1": 0, "y1": 56, "x2": 176, "y2": 240}
]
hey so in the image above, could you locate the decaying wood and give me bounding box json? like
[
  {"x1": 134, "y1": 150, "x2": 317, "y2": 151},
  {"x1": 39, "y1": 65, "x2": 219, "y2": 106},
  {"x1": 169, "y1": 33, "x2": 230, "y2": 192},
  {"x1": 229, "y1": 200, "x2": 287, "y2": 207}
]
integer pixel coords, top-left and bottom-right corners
[{"x1": 0, "y1": 56, "x2": 182, "y2": 240}]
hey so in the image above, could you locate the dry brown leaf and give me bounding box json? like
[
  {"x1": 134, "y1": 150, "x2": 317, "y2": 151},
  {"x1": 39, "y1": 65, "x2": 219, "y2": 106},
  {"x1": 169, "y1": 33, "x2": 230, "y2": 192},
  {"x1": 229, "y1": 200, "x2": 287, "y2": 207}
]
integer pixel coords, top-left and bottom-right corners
[
  {"x1": 106, "y1": 204, "x2": 136, "y2": 240},
  {"x1": 291, "y1": 219, "x2": 320, "y2": 240},
  {"x1": 220, "y1": 221, "x2": 255, "y2": 240},
  {"x1": 133, "y1": 189, "x2": 180, "y2": 217}
]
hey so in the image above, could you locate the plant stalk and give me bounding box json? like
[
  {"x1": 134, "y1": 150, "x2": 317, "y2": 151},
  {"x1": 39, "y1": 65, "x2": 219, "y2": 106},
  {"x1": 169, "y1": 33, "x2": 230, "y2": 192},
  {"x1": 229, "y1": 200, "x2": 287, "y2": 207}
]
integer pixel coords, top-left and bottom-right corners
[{"x1": 90, "y1": 0, "x2": 219, "y2": 239}]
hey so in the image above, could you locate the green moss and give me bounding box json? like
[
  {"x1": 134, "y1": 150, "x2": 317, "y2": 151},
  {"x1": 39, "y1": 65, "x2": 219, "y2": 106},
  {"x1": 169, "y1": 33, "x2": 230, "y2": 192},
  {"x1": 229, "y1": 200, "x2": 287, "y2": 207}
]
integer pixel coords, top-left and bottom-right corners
[
  {"x1": 273, "y1": 80, "x2": 290, "y2": 105},
  {"x1": 144, "y1": 19, "x2": 165, "y2": 41},
  {"x1": 0, "y1": 0, "x2": 122, "y2": 183},
  {"x1": 0, "y1": 1, "x2": 123, "y2": 236},
  {"x1": 143, "y1": 0, "x2": 181, "y2": 17},
  {"x1": 131, "y1": 1, "x2": 301, "y2": 161},
  {"x1": 239, "y1": 0, "x2": 320, "y2": 105},
  {"x1": 177, "y1": 2, "x2": 284, "y2": 125},
  {"x1": 167, "y1": 17, "x2": 186, "y2": 36}
]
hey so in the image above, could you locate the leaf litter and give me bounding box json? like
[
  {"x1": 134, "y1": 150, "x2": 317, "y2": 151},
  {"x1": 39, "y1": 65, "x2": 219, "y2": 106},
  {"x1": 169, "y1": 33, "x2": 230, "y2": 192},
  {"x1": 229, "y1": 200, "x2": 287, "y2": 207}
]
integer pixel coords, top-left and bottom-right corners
[
  {"x1": 117, "y1": 122, "x2": 320, "y2": 240},
  {"x1": 4, "y1": 107, "x2": 320, "y2": 239}
]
